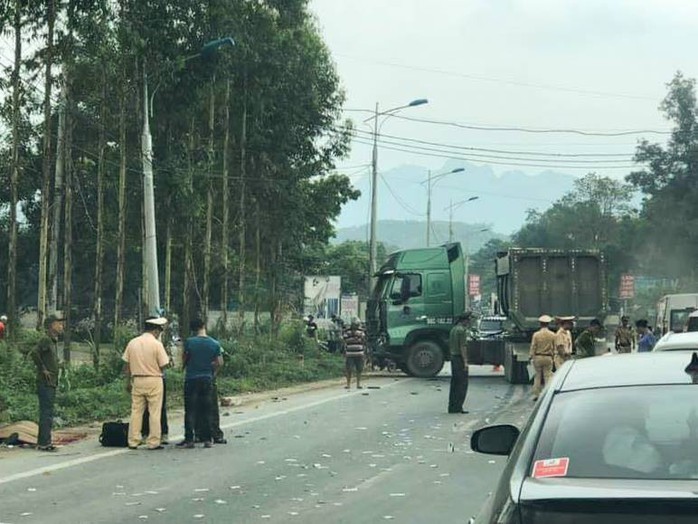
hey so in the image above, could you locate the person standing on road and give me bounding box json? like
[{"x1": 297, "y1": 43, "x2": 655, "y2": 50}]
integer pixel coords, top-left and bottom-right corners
[
  {"x1": 575, "y1": 319, "x2": 603, "y2": 359},
  {"x1": 448, "y1": 311, "x2": 473, "y2": 414},
  {"x1": 122, "y1": 316, "x2": 170, "y2": 450},
  {"x1": 342, "y1": 319, "x2": 366, "y2": 389},
  {"x1": 553, "y1": 316, "x2": 575, "y2": 371},
  {"x1": 530, "y1": 315, "x2": 555, "y2": 400},
  {"x1": 0, "y1": 314, "x2": 7, "y2": 340},
  {"x1": 635, "y1": 319, "x2": 656, "y2": 352},
  {"x1": 30, "y1": 313, "x2": 65, "y2": 452},
  {"x1": 141, "y1": 338, "x2": 173, "y2": 445},
  {"x1": 177, "y1": 317, "x2": 223, "y2": 449},
  {"x1": 615, "y1": 315, "x2": 635, "y2": 353}
]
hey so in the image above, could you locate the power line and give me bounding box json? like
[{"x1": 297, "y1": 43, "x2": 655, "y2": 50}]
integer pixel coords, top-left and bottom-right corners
[
  {"x1": 351, "y1": 137, "x2": 638, "y2": 170},
  {"x1": 379, "y1": 173, "x2": 425, "y2": 217},
  {"x1": 387, "y1": 113, "x2": 671, "y2": 137},
  {"x1": 349, "y1": 127, "x2": 635, "y2": 158}
]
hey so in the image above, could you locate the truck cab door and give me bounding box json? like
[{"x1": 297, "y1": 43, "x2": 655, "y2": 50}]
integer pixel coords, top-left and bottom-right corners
[
  {"x1": 388, "y1": 273, "x2": 425, "y2": 327},
  {"x1": 424, "y1": 271, "x2": 453, "y2": 324}
]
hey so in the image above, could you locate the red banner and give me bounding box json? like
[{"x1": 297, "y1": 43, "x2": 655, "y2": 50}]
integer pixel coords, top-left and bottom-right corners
[
  {"x1": 468, "y1": 274, "x2": 481, "y2": 296},
  {"x1": 620, "y1": 274, "x2": 634, "y2": 300}
]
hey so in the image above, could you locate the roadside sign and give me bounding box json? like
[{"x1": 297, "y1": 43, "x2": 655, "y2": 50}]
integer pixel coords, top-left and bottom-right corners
[
  {"x1": 468, "y1": 274, "x2": 481, "y2": 296},
  {"x1": 620, "y1": 274, "x2": 635, "y2": 300}
]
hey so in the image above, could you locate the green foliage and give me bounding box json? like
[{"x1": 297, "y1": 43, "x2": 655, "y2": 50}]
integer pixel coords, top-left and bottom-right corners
[{"x1": 0, "y1": 327, "x2": 343, "y2": 426}]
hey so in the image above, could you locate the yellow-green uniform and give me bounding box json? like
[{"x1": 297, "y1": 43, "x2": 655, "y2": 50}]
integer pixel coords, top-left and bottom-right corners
[
  {"x1": 530, "y1": 327, "x2": 555, "y2": 397},
  {"x1": 448, "y1": 324, "x2": 470, "y2": 413},
  {"x1": 575, "y1": 329, "x2": 596, "y2": 359},
  {"x1": 30, "y1": 335, "x2": 59, "y2": 447},
  {"x1": 554, "y1": 328, "x2": 573, "y2": 370},
  {"x1": 615, "y1": 325, "x2": 634, "y2": 353}
]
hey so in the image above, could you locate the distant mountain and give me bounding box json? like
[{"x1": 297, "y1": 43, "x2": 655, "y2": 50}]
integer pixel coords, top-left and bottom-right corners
[
  {"x1": 336, "y1": 160, "x2": 577, "y2": 235},
  {"x1": 334, "y1": 219, "x2": 506, "y2": 253}
]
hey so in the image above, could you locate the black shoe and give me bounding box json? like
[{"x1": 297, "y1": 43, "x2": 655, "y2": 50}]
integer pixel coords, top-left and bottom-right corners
[
  {"x1": 176, "y1": 440, "x2": 195, "y2": 449},
  {"x1": 213, "y1": 437, "x2": 227, "y2": 445},
  {"x1": 448, "y1": 409, "x2": 469, "y2": 414},
  {"x1": 148, "y1": 445, "x2": 165, "y2": 450},
  {"x1": 204, "y1": 441, "x2": 213, "y2": 449}
]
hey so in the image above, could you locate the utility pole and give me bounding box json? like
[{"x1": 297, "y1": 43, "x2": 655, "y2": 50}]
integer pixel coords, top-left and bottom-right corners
[
  {"x1": 142, "y1": 67, "x2": 160, "y2": 317},
  {"x1": 448, "y1": 198, "x2": 453, "y2": 243},
  {"x1": 426, "y1": 170, "x2": 432, "y2": 246},
  {"x1": 368, "y1": 102, "x2": 379, "y2": 286}
]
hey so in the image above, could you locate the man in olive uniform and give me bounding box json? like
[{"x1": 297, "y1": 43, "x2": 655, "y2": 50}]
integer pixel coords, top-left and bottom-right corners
[
  {"x1": 615, "y1": 315, "x2": 635, "y2": 353},
  {"x1": 448, "y1": 311, "x2": 473, "y2": 414},
  {"x1": 554, "y1": 316, "x2": 575, "y2": 371},
  {"x1": 575, "y1": 319, "x2": 602, "y2": 359},
  {"x1": 343, "y1": 319, "x2": 367, "y2": 389},
  {"x1": 530, "y1": 315, "x2": 556, "y2": 400},
  {"x1": 30, "y1": 313, "x2": 65, "y2": 451}
]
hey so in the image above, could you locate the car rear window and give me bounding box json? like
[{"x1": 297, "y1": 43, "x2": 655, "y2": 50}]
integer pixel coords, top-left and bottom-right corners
[{"x1": 532, "y1": 386, "x2": 698, "y2": 480}]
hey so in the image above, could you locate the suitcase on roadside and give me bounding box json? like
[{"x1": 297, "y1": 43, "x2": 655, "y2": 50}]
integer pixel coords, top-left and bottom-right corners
[{"x1": 99, "y1": 422, "x2": 129, "y2": 447}]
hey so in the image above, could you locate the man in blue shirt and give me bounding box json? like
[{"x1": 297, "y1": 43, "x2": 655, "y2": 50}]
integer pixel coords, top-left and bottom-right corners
[
  {"x1": 636, "y1": 319, "x2": 656, "y2": 352},
  {"x1": 177, "y1": 318, "x2": 223, "y2": 448}
]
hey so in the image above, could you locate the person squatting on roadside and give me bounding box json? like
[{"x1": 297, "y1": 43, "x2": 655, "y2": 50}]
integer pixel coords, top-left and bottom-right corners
[
  {"x1": 343, "y1": 319, "x2": 366, "y2": 389},
  {"x1": 530, "y1": 315, "x2": 555, "y2": 401},
  {"x1": 30, "y1": 313, "x2": 65, "y2": 452},
  {"x1": 554, "y1": 316, "x2": 575, "y2": 370},
  {"x1": 122, "y1": 316, "x2": 170, "y2": 450},
  {"x1": 177, "y1": 318, "x2": 223, "y2": 449},
  {"x1": 448, "y1": 311, "x2": 473, "y2": 414},
  {"x1": 575, "y1": 319, "x2": 603, "y2": 359}
]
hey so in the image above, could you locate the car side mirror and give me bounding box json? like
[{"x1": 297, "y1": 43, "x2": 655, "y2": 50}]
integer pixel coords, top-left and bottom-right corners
[{"x1": 470, "y1": 424, "x2": 520, "y2": 456}]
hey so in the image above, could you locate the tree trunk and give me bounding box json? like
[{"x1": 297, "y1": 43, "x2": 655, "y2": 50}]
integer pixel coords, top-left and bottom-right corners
[
  {"x1": 7, "y1": 4, "x2": 22, "y2": 336},
  {"x1": 236, "y1": 94, "x2": 248, "y2": 332},
  {"x1": 165, "y1": 218, "x2": 172, "y2": 314},
  {"x1": 221, "y1": 79, "x2": 231, "y2": 331},
  {"x1": 114, "y1": 81, "x2": 127, "y2": 328},
  {"x1": 93, "y1": 64, "x2": 107, "y2": 369},
  {"x1": 203, "y1": 77, "x2": 215, "y2": 319},
  {"x1": 48, "y1": 76, "x2": 66, "y2": 315},
  {"x1": 62, "y1": 80, "x2": 74, "y2": 365},
  {"x1": 182, "y1": 117, "x2": 196, "y2": 338},
  {"x1": 37, "y1": 0, "x2": 56, "y2": 328},
  {"x1": 253, "y1": 199, "x2": 261, "y2": 333}
]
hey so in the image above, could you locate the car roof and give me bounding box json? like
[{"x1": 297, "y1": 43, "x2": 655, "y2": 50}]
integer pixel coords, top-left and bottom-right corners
[
  {"x1": 558, "y1": 352, "x2": 698, "y2": 391},
  {"x1": 653, "y1": 331, "x2": 698, "y2": 351}
]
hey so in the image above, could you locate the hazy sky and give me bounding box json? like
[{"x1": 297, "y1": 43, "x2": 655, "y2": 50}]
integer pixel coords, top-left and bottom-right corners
[{"x1": 310, "y1": 0, "x2": 698, "y2": 184}]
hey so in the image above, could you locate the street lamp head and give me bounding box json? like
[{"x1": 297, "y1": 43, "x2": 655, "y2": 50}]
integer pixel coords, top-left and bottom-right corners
[
  {"x1": 200, "y1": 37, "x2": 236, "y2": 57},
  {"x1": 468, "y1": 196, "x2": 479, "y2": 202},
  {"x1": 450, "y1": 168, "x2": 465, "y2": 174},
  {"x1": 408, "y1": 98, "x2": 429, "y2": 107}
]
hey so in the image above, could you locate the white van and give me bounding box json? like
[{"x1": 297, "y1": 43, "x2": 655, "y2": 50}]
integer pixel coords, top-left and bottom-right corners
[{"x1": 655, "y1": 293, "x2": 698, "y2": 335}]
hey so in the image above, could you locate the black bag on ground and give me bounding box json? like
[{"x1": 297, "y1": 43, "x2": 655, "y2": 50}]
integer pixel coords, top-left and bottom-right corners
[{"x1": 99, "y1": 422, "x2": 129, "y2": 447}]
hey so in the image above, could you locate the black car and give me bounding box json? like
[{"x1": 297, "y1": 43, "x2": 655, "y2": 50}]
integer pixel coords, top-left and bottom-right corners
[{"x1": 470, "y1": 352, "x2": 698, "y2": 523}]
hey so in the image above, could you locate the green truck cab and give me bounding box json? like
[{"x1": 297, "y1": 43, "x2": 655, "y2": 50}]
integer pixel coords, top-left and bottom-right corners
[{"x1": 367, "y1": 243, "x2": 465, "y2": 378}]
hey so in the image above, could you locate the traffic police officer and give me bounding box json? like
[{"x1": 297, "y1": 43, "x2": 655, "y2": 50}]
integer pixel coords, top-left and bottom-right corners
[
  {"x1": 448, "y1": 311, "x2": 473, "y2": 414},
  {"x1": 530, "y1": 314, "x2": 555, "y2": 400},
  {"x1": 615, "y1": 315, "x2": 635, "y2": 353},
  {"x1": 554, "y1": 316, "x2": 575, "y2": 370}
]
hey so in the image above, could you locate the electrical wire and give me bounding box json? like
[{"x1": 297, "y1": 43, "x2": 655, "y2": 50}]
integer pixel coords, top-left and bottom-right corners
[
  {"x1": 379, "y1": 173, "x2": 425, "y2": 217},
  {"x1": 351, "y1": 137, "x2": 638, "y2": 170}
]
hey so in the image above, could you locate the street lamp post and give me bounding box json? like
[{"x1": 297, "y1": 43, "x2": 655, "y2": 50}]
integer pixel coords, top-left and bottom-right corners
[
  {"x1": 366, "y1": 98, "x2": 428, "y2": 287},
  {"x1": 425, "y1": 167, "x2": 464, "y2": 246},
  {"x1": 445, "y1": 196, "x2": 480, "y2": 242},
  {"x1": 141, "y1": 37, "x2": 235, "y2": 317}
]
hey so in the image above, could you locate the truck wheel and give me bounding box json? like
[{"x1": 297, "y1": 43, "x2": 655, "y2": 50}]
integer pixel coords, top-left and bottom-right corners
[{"x1": 406, "y1": 341, "x2": 445, "y2": 378}]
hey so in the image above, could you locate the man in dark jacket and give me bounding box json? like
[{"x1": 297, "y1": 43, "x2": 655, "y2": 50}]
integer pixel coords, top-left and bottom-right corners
[{"x1": 30, "y1": 313, "x2": 65, "y2": 451}]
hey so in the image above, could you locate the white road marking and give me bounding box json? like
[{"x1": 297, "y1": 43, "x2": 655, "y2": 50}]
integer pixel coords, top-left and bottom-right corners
[{"x1": 0, "y1": 378, "x2": 409, "y2": 486}]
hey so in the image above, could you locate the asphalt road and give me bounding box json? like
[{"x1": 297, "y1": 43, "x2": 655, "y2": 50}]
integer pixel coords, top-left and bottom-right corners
[{"x1": 0, "y1": 367, "x2": 532, "y2": 524}]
